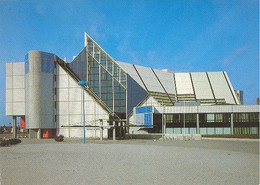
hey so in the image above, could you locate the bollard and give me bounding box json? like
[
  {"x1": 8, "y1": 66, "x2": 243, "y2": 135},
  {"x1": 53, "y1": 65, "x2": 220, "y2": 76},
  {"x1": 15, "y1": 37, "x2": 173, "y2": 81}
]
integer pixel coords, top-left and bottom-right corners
[
  {"x1": 113, "y1": 121, "x2": 116, "y2": 141},
  {"x1": 119, "y1": 122, "x2": 121, "y2": 140},
  {"x1": 100, "y1": 119, "x2": 103, "y2": 141},
  {"x1": 12, "y1": 116, "x2": 17, "y2": 138}
]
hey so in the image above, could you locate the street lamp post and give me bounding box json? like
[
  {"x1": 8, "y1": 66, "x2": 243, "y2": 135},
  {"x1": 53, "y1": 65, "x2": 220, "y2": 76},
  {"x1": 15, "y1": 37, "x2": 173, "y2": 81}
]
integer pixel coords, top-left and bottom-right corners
[
  {"x1": 183, "y1": 100, "x2": 186, "y2": 137},
  {"x1": 78, "y1": 80, "x2": 89, "y2": 144}
]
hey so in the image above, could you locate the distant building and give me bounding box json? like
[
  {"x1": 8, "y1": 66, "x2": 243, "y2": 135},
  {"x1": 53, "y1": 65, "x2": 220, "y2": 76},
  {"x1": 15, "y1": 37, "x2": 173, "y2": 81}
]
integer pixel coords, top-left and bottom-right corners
[
  {"x1": 234, "y1": 90, "x2": 244, "y2": 104},
  {"x1": 5, "y1": 33, "x2": 259, "y2": 139}
]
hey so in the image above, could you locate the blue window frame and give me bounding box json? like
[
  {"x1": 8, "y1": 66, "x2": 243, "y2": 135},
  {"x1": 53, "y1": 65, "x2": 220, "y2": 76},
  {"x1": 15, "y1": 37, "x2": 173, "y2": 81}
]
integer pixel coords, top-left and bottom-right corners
[{"x1": 136, "y1": 106, "x2": 152, "y2": 114}]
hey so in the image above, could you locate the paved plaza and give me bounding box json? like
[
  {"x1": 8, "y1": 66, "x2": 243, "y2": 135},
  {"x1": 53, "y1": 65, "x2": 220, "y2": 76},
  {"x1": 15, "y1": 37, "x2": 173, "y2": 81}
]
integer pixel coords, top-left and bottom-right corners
[{"x1": 0, "y1": 138, "x2": 259, "y2": 185}]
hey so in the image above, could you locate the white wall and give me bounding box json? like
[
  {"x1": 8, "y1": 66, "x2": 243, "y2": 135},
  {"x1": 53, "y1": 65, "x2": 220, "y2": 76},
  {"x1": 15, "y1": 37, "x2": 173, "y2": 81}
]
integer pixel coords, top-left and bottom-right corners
[
  {"x1": 128, "y1": 95, "x2": 159, "y2": 134},
  {"x1": 5, "y1": 62, "x2": 25, "y2": 116},
  {"x1": 139, "y1": 95, "x2": 159, "y2": 107},
  {"x1": 56, "y1": 65, "x2": 109, "y2": 138}
]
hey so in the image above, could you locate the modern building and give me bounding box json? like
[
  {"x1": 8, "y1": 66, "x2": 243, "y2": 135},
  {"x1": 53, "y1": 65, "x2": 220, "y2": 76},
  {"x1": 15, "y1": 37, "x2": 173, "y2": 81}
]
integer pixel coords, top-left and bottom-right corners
[{"x1": 5, "y1": 32, "x2": 259, "y2": 139}]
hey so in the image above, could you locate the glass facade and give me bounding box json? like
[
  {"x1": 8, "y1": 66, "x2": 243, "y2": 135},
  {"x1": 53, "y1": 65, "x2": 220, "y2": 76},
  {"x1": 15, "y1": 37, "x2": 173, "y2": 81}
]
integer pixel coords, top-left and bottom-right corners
[
  {"x1": 233, "y1": 113, "x2": 259, "y2": 122},
  {"x1": 41, "y1": 52, "x2": 54, "y2": 73},
  {"x1": 86, "y1": 37, "x2": 127, "y2": 113},
  {"x1": 165, "y1": 114, "x2": 196, "y2": 124},
  {"x1": 198, "y1": 113, "x2": 230, "y2": 123},
  {"x1": 88, "y1": 56, "x2": 100, "y2": 96},
  {"x1": 69, "y1": 35, "x2": 127, "y2": 114},
  {"x1": 234, "y1": 127, "x2": 258, "y2": 135},
  {"x1": 165, "y1": 112, "x2": 259, "y2": 135}
]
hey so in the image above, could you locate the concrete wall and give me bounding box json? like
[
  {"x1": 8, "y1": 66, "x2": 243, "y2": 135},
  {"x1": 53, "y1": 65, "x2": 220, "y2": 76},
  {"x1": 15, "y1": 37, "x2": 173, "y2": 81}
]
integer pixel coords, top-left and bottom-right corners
[
  {"x1": 25, "y1": 51, "x2": 55, "y2": 129},
  {"x1": 5, "y1": 62, "x2": 25, "y2": 116},
  {"x1": 56, "y1": 64, "x2": 109, "y2": 138},
  {"x1": 26, "y1": 51, "x2": 41, "y2": 129},
  {"x1": 41, "y1": 73, "x2": 54, "y2": 128}
]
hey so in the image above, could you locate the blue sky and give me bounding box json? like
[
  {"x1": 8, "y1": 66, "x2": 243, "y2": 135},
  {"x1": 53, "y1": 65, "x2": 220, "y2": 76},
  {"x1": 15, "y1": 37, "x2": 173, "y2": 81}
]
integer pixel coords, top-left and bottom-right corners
[{"x1": 0, "y1": 0, "x2": 259, "y2": 125}]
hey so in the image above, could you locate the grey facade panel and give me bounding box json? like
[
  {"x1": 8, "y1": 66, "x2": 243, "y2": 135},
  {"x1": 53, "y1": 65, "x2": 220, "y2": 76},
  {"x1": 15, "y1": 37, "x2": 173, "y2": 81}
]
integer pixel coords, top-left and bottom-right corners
[
  {"x1": 207, "y1": 72, "x2": 236, "y2": 104},
  {"x1": 12, "y1": 102, "x2": 25, "y2": 115},
  {"x1": 134, "y1": 65, "x2": 164, "y2": 93},
  {"x1": 153, "y1": 69, "x2": 176, "y2": 95},
  {"x1": 127, "y1": 74, "x2": 148, "y2": 114},
  {"x1": 13, "y1": 62, "x2": 25, "y2": 76},
  {"x1": 13, "y1": 89, "x2": 25, "y2": 102},
  {"x1": 116, "y1": 61, "x2": 146, "y2": 90},
  {"x1": 6, "y1": 89, "x2": 12, "y2": 103},
  {"x1": 25, "y1": 74, "x2": 29, "y2": 129},
  {"x1": 69, "y1": 47, "x2": 87, "y2": 81},
  {"x1": 191, "y1": 72, "x2": 214, "y2": 100},
  {"x1": 175, "y1": 73, "x2": 194, "y2": 95},
  {"x1": 5, "y1": 63, "x2": 13, "y2": 76},
  {"x1": 6, "y1": 76, "x2": 12, "y2": 89},
  {"x1": 41, "y1": 73, "x2": 54, "y2": 128},
  {"x1": 13, "y1": 75, "x2": 25, "y2": 89},
  {"x1": 5, "y1": 103, "x2": 12, "y2": 115},
  {"x1": 5, "y1": 62, "x2": 26, "y2": 116},
  {"x1": 224, "y1": 71, "x2": 240, "y2": 104}
]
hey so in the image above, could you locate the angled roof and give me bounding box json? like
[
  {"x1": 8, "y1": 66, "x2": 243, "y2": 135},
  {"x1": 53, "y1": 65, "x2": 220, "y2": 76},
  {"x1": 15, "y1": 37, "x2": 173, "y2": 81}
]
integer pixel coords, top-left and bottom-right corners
[
  {"x1": 69, "y1": 32, "x2": 240, "y2": 107},
  {"x1": 117, "y1": 59, "x2": 239, "y2": 105}
]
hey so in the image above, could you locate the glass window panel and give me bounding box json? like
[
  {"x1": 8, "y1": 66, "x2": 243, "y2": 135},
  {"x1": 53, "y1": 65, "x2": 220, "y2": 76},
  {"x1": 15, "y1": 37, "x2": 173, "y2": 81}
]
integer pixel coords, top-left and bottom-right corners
[
  {"x1": 181, "y1": 128, "x2": 189, "y2": 134},
  {"x1": 224, "y1": 127, "x2": 231, "y2": 134},
  {"x1": 120, "y1": 71, "x2": 126, "y2": 86},
  {"x1": 190, "y1": 128, "x2": 196, "y2": 134},
  {"x1": 94, "y1": 45, "x2": 100, "y2": 62},
  {"x1": 166, "y1": 128, "x2": 173, "y2": 134},
  {"x1": 248, "y1": 113, "x2": 258, "y2": 122},
  {"x1": 41, "y1": 52, "x2": 54, "y2": 60},
  {"x1": 120, "y1": 100, "x2": 126, "y2": 105},
  {"x1": 107, "y1": 87, "x2": 112, "y2": 93},
  {"x1": 41, "y1": 59, "x2": 53, "y2": 73},
  {"x1": 120, "y1": 106, "x2": 126, "y2": 112},
  {"x1": 174, "y1": 128, "x2": 181, "y2": 134},
  {"x1": 100, "y1": 52, "x2": 106, "y2": 68},
  {"x1": 87, "y1": 39, "x2": 93, "y2": 55},
  {"x1": 235, "y1": 113, "x2": 249, "y2": 122},
  {"x1": 172, "y1": 114, "x2": 181, "y2": 123},
  {"x1": 114, "y1": 107, "x2": 120, "y2": 112},
  {"x1": 223, "y1": 114, "x2": 230, "y2": 122},
  {"x1": 200, "y1": 128, "x2": 207, "y2": 134},
  {"x1": 215, "y1": 127, "x2": 223, "y2": 134},
  {"x1": 215, "y1": 114, "x2": 223, "y2": 122},
  {"x1": 166, "y1": 114, "x2": 173, "y2": 123},
  {"x1": 207, "y1": 128, "x2": 215, "y2": 134},
  {"x1": 114, "y1": 65, "x2": 119, "y2": 79},
  {"x1": 251, "y1": 127, "x2": 258, "y2": 134},
  {"x1": 207, "y1": 114, "x2": 214, "y2": 122},
  {"x1": 186, "y1": 114, "x2": 196, "y2": 123},
  {"x1": 107, "y1": 58, "x2": 113, "y2": 74}
]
